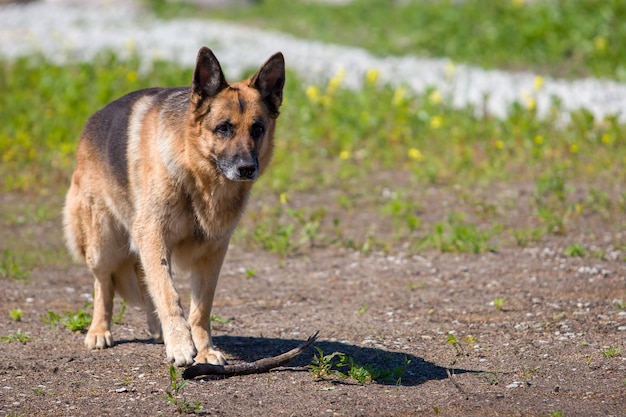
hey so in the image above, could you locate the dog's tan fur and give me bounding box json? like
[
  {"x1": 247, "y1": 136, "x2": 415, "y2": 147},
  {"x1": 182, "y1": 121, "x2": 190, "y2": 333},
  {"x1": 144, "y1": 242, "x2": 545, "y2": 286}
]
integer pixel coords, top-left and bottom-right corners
[{"x1": 63, "y1": 47, "x2": 285, "y2": 366}]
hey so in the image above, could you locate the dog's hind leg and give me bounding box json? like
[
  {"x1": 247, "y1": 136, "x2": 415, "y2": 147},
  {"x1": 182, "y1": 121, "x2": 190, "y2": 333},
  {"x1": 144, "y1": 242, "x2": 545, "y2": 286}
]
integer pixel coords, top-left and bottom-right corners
[
  {"x1": 86, "y1": 267, "x2": 115, "y2": 349},
  {"x1": 133, "y1": 262, "x2": 163, "y2": 343},
  {"x1": 67, "y1": 189, "x2": 126, "y2": 350}
]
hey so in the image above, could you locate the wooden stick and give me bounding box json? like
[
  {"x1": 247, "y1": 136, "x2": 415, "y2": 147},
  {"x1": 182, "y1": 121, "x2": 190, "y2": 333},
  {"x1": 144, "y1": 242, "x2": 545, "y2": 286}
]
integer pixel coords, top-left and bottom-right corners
[{"x1": 182, "y1": 331, "x2": 320, "y2": 380}]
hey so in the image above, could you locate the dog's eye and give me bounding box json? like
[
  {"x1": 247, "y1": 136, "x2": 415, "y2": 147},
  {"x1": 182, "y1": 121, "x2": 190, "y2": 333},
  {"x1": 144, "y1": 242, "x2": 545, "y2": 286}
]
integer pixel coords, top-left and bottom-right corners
[
  {"x1": 250, "y1": 123, "x2": 265, "y2": 140},
  {"x1": 215, "y1": 122, "x2": 233, "y2": 137}
]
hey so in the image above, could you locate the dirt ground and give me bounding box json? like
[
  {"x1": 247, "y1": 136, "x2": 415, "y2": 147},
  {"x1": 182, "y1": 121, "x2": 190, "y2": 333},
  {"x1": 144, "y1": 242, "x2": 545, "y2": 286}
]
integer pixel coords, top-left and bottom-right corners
[{"x1": 1, "y1": 188, "x2": 625, "y2": 417}]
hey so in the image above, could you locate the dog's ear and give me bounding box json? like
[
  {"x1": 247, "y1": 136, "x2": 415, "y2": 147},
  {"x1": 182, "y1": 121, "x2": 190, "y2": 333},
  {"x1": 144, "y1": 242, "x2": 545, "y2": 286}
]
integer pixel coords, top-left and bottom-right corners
[
  {"x1": 250, "y1": 52, "x2": 285, "y2": 118},
  {"x1": 191, "y1": 47, "x2": 227, "y2": 105}
]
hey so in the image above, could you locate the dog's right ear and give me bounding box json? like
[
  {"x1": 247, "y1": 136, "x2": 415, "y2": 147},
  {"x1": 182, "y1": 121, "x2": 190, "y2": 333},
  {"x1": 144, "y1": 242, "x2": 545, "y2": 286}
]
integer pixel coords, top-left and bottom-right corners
[{"x1": 191, "y1": 47, "x2": 228, "y2": 105}]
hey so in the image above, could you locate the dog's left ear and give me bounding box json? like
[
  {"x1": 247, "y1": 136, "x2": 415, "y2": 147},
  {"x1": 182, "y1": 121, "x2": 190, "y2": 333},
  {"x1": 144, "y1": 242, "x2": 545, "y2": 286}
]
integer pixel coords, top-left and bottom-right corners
[
  {"x1": 250, "y1": 52, "x2": 285, "y2": 118},
  {"x1": 191, "y1": 47, "x2": 228, "y2": 105}
]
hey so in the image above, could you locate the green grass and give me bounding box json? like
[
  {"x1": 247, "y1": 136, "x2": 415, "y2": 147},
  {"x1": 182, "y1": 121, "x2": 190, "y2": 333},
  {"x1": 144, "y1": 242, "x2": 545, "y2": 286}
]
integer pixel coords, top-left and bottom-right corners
[
  {"x1": 0, "y1": 0, "x2": 623, "y2": 279},
  {"x1": 1, "y1": 46, "x2": 626, "y2": 264},
  {"x1": 1, "y1": 330, "x2": 31, "y2": 344},
  {"x1": 41, "y1": 309, "x2": 92, "y2": 333},
  {"x1": 147, "y1": 0, "x2": 626, "y2": 81}
]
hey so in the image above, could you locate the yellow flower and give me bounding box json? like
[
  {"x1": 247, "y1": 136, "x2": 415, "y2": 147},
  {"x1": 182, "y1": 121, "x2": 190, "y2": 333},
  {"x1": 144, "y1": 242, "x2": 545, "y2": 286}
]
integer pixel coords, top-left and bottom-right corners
[
  {"x1": 594, "y1": 36, "x2": 607, "y2": 52},
  {"x1": 511, "y1": 0, "x2": 524, "y2": 6},
  {"x1": 365, "y1": 68, "x2": 379, "y2": 86},
  {"x1": 495, "y1": 140, "x2": 504, "y2": 150},
  {"x1": 408, "y1": 148, "x2": 424, "y2": 162},
  {"x1": 306, "y1": 85, "x2": 321, "y2": 104},
  {"x1": 428, "y1": 89, "x2": 443, "y2": 105},
  {"x1": 533, "y1": 76, "x2": 544, "y2": 91},
  {"x1": 327, "y1": 67, "x2": 346, "y2": 94},
  {"x1": 279, "y1": 192, "x2": 288, "y2": 205},
  {"x1": 534, "y1": 135, "x2": 544, "y2": 145},
  {"x1": 445, "y1": 60, "x2": 456, "y2": 79},
  {"x1": 126, "y1": 71, "x2": 137, "y2": 83},
  {"x1": 569, "y1": 143, "x2": 579, "y2": 154},
  {"x1": 339, "y1": 150, "x2": 351, "y2": 160},
  {"x1": 521, "y1": 90, "x2": 536, "y2": 111},
  {"x1": 430, "y1": 116, "x2": 443, "y2": 129},
  {"x1": 601, "y1": 133, "x2": 611, "y2": 144},
  {"x1": 575, "y1": 203, "x2": 583, "y2": 214},
  {"x1": 392, "y1": 88, "x2": 406, "y2": 107}
]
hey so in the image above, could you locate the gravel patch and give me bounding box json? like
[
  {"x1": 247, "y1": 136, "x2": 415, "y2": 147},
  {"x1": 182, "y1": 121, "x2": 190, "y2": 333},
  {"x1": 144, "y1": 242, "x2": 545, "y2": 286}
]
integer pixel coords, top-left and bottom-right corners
[{"x1": 1, "y1": 0, "x2": 626, "y2": 122}]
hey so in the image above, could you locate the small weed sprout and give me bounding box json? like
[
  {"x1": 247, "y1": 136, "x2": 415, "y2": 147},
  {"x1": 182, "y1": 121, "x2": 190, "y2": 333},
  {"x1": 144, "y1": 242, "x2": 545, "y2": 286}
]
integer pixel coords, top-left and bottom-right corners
[
  {"x1": 1, "y1": 330, "x2": 31, "y2": 343},
  {"x1": 64, "y1": 311, "x2": 92, "y2": 333},
  {"x1": 564, "y1": 243, "x2": 586, "y2": 257},
  {"x1": 446, "y1": 333, "x2": 464, "y2": 356},
  {"x1": 9, "y1": 308, "x2": 23, "y2": 321},
  {"x1": 308, "y1": 347, "x2": 346, "y2": 379},
  {"x1": 164, "y1": 365, "x2": 204, "y2": 414},
  {"x1": 210, "y1": 314, "x2": 229, "y2": 330},
  {"x1": 493, "y1": 297, "x2": 505, "y2": 311},
  {"x1": 601, "y1": 346, "x2": 622, "y2": 358},
  {"x1": 41, "y1": 310, "x2": 92, "y2": 333},
  {"x1": 41, "y1": 311, "x2": 63, "y2": 329}
]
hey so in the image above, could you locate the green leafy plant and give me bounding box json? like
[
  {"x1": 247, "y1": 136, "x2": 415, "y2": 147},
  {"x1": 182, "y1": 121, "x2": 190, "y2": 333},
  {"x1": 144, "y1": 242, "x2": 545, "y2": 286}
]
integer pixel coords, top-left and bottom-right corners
[
  {"x1": 420, "y1": 213, "x2": 493, "y2": 254},
  {"x1": 164, "y1": 365, "x2": 204, "y2": 414},
  {"x1": 9, "y1": 308, "x2": 23, "y2": 322},
  {"x1": 41, "y1": 310, "x2": 92, "y2": 333},
  {"x1": 41, "y1": 311, "x2": 63, "y2": 329},
  {"x1": 1, "y1": 330, "x2": 31, "y2": 343},
  {"x1": 307, "y1": 347, "x2": 346, "y2": 379},
  {"x1": 493, "y1": 297, "x2": 506, "y2": 311},
  {"x1": 564, "y1": 243, "x2": 586, "y2": 257},
  {"x1": 64, "y1": 311, "x2": 92, "y2": 333},
  {"x1": 308, "y1": 347, "x2": 410, "y2": 385}
]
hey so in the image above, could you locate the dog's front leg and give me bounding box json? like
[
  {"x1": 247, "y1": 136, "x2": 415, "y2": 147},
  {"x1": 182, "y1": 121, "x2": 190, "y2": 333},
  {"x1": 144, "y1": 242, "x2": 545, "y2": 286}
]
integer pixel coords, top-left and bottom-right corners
[
  {"x1": 135, "y1": 230, "x2": 197, "y2": 366},
  {"x1": 188, "y1": 240, "x2": 229, "y2": 365}
]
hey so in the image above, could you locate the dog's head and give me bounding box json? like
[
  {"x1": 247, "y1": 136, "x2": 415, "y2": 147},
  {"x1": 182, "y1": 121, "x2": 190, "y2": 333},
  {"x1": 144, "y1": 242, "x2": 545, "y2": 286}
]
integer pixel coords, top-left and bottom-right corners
[{"x1": 188, "y1": 47, "x2": 285, "y2": 182}]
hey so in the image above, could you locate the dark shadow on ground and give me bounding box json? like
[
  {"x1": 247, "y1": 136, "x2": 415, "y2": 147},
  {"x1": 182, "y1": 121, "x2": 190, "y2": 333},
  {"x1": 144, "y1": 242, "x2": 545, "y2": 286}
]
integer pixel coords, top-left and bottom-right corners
[{"x1": 210, "y1": 333, "x2": 478, "y2": 386}]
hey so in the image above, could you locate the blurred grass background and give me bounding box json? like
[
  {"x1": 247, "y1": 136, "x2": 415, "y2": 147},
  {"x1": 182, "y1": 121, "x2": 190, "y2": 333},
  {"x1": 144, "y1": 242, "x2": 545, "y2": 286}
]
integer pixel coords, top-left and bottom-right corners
[{"x1": 1, "y1": 0, "x2": 625, "y2": 277}]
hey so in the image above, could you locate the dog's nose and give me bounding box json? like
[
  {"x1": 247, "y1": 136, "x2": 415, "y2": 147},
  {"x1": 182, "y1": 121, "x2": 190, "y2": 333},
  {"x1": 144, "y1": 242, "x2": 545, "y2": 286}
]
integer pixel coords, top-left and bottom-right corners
[{"x1": 237, "y1": 163, "x2": 258, "y2": 180}]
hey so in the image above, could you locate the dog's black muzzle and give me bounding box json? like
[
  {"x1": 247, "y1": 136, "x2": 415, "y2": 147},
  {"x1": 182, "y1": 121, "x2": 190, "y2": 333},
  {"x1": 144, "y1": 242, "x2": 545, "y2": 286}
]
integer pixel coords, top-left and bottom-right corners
[{"x1": 218, "y1": 157, "x2": 259, "y2": 181}]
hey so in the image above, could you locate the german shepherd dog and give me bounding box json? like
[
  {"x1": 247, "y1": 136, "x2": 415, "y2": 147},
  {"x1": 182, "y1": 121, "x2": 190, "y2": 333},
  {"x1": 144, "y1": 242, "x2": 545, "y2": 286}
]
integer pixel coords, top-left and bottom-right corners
[{"x1": 63, "y1": 47, "x2": 285, "y2": 366}]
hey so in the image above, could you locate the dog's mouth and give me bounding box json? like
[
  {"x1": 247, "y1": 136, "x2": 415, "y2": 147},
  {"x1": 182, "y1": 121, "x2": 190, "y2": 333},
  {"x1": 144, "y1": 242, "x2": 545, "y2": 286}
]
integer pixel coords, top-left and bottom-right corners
[{"x1": 216, "y1": 158, "x2": 259, "y2": 182}]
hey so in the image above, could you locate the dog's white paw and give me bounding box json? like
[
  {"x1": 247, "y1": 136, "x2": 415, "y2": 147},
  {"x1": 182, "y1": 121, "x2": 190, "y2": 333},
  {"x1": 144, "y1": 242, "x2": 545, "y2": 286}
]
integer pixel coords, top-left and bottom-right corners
[
  {"x1": 194, "y1": 348, "x2": 227, "y2": 365},
  {"x1": 85, "y1": 329, "x2": 113, "y2": 350}
]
